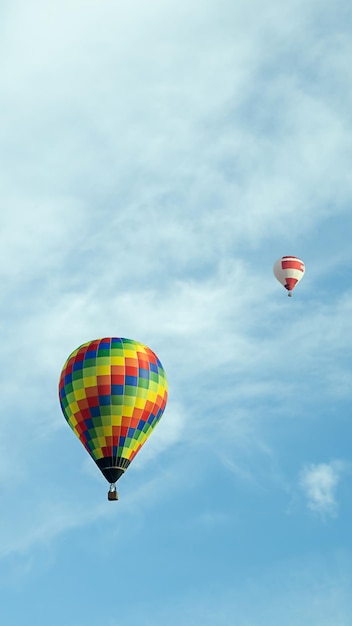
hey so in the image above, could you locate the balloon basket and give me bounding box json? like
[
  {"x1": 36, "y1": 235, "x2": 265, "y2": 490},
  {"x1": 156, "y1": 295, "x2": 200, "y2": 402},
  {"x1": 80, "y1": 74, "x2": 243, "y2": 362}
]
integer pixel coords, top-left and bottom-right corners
[
  {"x1": 288, "y1": 292, "x2": 292, "y2": 297},
  {"x1": 108, "y1": 484, "x2": 119, "y2": 501}
]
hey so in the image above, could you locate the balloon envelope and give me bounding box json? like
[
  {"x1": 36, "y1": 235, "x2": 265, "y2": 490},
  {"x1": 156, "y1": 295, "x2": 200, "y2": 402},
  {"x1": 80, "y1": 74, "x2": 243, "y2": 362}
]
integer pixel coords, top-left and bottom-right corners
[
  {"x1": 59, "y1": 337, "x2": 168, "y2": 484},
  {"x1": 273, "y1": 256, "x2": 305, "y2": 294}
]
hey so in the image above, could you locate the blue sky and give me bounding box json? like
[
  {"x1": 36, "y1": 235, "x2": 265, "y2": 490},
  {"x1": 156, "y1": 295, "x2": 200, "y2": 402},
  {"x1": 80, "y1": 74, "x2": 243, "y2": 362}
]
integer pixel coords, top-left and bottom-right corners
[{"x1": 1, "y1": 0, "x2": 352, "y2": 624}]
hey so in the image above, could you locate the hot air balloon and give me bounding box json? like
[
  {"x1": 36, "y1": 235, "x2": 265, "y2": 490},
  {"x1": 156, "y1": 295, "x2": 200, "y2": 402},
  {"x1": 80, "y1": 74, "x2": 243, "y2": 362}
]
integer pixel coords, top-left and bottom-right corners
[
  {"x1": 273, "y1": 256, "x2": 305, "y2": 296},
  {"x1": 59, "y1": 337, "x2": 168, "y2": 500}
]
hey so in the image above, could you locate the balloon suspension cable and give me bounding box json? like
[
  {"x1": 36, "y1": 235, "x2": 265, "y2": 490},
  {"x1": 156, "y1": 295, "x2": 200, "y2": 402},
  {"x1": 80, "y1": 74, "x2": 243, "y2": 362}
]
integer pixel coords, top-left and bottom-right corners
[{"x1": 108, "y1": 483, "x2": 119, "y2": 501}]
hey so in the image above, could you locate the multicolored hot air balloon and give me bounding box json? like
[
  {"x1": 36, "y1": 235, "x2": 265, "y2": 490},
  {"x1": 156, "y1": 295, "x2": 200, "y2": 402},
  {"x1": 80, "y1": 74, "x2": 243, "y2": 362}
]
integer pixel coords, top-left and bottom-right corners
[
  {"x1": 59, "y1": 337, "x2": 168, "y2": 500},
  {"x1": 273, "y1": 256, "x2": 305, "y2": 296}
]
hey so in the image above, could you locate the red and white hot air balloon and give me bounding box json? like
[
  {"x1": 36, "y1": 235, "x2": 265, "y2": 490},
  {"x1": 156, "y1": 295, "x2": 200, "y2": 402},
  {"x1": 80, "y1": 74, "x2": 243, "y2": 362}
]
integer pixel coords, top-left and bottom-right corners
[{"x1": 273, "y1": 256, "x2": 305, "y2": 296}]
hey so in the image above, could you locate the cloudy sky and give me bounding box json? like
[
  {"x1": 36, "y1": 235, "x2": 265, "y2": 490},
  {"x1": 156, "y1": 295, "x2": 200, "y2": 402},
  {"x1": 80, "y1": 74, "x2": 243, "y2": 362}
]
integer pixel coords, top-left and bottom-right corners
[{"x1": 1, "y1": 0, "x2": 352, "y2": 624}]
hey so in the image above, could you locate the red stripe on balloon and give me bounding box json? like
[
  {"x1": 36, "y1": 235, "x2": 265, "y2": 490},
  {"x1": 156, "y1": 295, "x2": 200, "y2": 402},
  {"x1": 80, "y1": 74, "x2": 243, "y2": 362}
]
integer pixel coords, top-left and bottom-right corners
[
  {"x1": 282, "y1": 260, "x2": 304, "y2": 270},
  {"x1": 285, "y1": 278, "x2": 299, "y2": 291}
]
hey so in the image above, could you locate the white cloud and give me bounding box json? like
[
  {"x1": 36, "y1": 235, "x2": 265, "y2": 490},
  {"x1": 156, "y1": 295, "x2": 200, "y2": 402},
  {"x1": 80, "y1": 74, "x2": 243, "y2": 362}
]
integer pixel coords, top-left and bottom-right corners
[
  {"x1": 299, "y1": 461, "x2": 347, "y2": 516},
  {"x1": 1, "y1": 0, "x2": 351, "y2": 243}
]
